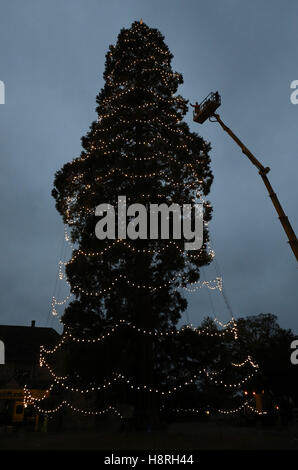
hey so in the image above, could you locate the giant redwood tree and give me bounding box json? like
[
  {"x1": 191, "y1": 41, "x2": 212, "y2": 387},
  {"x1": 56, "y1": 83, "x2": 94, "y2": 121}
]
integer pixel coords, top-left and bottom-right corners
[{"x1": 51, "y1": 20, "x2": 215, "y2": 426}]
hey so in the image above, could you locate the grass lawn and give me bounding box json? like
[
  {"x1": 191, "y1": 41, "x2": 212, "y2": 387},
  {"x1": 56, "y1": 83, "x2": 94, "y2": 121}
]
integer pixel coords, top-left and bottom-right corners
[{"x1": 1, "y1": 421, "x2": 298, "y2": 450}]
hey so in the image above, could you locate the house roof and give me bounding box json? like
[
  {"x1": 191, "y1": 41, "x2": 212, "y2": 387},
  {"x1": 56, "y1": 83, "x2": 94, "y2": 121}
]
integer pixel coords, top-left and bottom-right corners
[{"x1": 0, "y1": 325, "x2": 60, "y2": 363}]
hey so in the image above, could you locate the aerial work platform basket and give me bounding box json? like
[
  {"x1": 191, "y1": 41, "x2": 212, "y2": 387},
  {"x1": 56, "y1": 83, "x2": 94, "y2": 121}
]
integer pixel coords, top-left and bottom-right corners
[{"x1": 192, "y1": 91, "x2": 221, "y2": 124}]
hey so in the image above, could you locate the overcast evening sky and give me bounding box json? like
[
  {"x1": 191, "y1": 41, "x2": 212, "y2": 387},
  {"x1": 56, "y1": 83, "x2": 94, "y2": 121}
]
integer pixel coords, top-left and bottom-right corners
[{"x1": 0, "y1": 0, "x2": 297, "y2": 334}]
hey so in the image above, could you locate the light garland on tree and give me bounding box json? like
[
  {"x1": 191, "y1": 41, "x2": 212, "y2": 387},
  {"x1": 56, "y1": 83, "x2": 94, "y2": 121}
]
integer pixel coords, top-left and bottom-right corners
[
  {"x1": 30, "y1": 360, "x2": 259, "y2": 398},
  {"x1": 91, "y1": 132, "x2": 187, "y2": 152},
  {"x1": 64, "y1": 235, "x2": 215, "y2": 261},
  {"x1": 40, "y1": 319, "x2": 239, "y2": 358},
  {"x1": 122, "y1": 37, "x2": 170, "y2": 56},
  {"x1": 23, "y1": 384, "x2": 54, "y2": 402},
  {"x1": 67, "y1": 124, "x2": 200, "y2": 167},
  {"x1": 50, "y1": 272, "x2": 221, "y2": 314},
  {"x1": 70, "y1": 275, "x2": 222, "y2": 297},
  {"x1": 98, "y1": 103, "x2": 177, "y2": 121},
  {"x1": 24, "y1": 393, "x2": 265, "y2": 418},
  {"x1": 63, "y1": 191, "x2": 211, "y2": 225},
  {"x1": 96, "y1": 115, "x2": 179, "y2": 132},
  {"x1": 205, "y1": 370, "x2": 258, "y2": 389},
  {"x1": 63, "y1": 192, "x2": 210, "y2": 226},
  {"x1": 52, "y1": 290, "x2": 72, "y2": 306},
  {"x1": 94, "y1": 115, "x2": 198, "y2": 145},
  {"x1": 231, "y1": 356, "x2": 259, "y2": 368},
  {"x1": 39, "y1": 357, "x2": 68, "y2": 381},
  {"x1": 245, "y1": 404, "x2": 267, "y2": 416},
  {"x1": 50, "y1": 278, "x2": 221, "y2": 314},
  {"x1": 106, "y1": 67, "x2": 178, "y2": 88},
  {"x1": 64, "y1": 225, "x2": 76, "y2": 249},
  {"x1": 169, "y1": 400, "x2": 266, "y2": 416},
  {"x1": 37, "y1": 370, "x2": 206, "y2": 396},
  {"x1": 69, "y1": 171, "x2": 201, "y2": 196},
  {"x1": 100, "y1": 85, "x2": 184, "y2": 109},
  {"x1": 109, "y1": 55, "x2": 168, "y2": 69},
  {"x1": 58, "y1": 260, "x2": 65, "y2": 280},
  {"x1": 23, "y1": 389, "x2": 122, "y2": 417},
  {"x1": 73, "y1": 165, "x2": 202, "y2": 188}
]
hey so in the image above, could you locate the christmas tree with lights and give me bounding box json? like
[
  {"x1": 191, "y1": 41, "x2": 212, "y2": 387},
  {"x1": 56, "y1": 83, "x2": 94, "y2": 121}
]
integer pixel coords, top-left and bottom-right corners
[{"x1": 26, "y1": 21, "x2": 262, "y2": 429}]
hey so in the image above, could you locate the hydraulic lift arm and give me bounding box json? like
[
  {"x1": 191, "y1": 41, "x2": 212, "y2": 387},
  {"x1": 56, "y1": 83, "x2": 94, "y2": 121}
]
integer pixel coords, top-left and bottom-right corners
[{"x1": 213, "y1": 112, "x2": 298, "y2": 262}]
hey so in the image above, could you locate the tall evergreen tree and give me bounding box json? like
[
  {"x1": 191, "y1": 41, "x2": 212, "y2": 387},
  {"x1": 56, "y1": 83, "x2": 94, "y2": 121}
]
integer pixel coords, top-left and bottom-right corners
[{"x1": 51, "y1": 20, "x2": 214, "y2": 426}]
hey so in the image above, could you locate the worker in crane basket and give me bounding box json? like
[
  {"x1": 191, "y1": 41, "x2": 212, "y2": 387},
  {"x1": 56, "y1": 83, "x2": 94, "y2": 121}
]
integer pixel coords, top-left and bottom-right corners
[{"x1": 190, "y1": 101, "x2": 200, "y2": 115}]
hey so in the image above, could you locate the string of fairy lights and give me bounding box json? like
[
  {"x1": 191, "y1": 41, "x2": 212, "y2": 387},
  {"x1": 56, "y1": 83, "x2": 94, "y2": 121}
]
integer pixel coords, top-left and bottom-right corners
[
  {"x1": 36, "y1": 322, "x2": 258, "y2": 410},
  {"x1": 51, "y1": 217, "x2": 220, "y2": 315},
  {"x1": 28, "y1": 22, "x2": 263, "y2": 419},
  {"x1": 23, "y1": 389, "x2": 123, "y2": 417},
  {"x1": 90, "y1": 167, "x2": 202, "y2": 185},
  {"x1": 63, "y1": 229, "x2": 215, "y2": 259},
  {"x1": 110, "y1": 62, "x2": 179, "y2": 78},
  {"x1": 70, "y1": 153, "x2": 202, "y2": 184},
  {"x1": 28, "y1": 362, "x2": 259, "y2": 397},
  {"x1": 51, "y1": 263, "x2": 222, "y2": 315},
  {"x1": 99, "y1": 103, "x2": 178, "y2": 122},
  {"x1": 63, "y1": 197, "x2": 213, "y2": 227},
  {"x1": 170, "y1": 401, "x2": 268, "y2": 416},
  {"x1": 94, "y1": 116, "x2": 198, "y2": 143},
  {"x1": 24, "y1": 394, "x2": 266, "y2": 418},
  {"x1": 67, "y1": 81, "x2": 197, "y2": 166},
  {"x1": 43, "y1": 250, "x2": 260, "y2": 416},
  {"x1": 106, "y1": 68, "x2": 179, "y2": 88},
  {"x1": 63, "y1": 226, "x2": 215, "y2": 266},
  {"x1": 100, "y1": 85, "x2": 185, "y2": 109},
  {"x1": 25, "y1": 346, "x2": 260, "y2": 415},
  {"x1": 62, "y1": 142, "x2": 207, "y2": 221},
  {"x1": 40, "y1": 319, "x2": 239, "y2": 358},
  {"x1": 24, "y1": 394, "x2": 267, "y2": 418},
  {"x1": 70, "y1": 275, "x2": 222, "y2": 297},
  {"x1": 86, "y1": 140, "x2": 196, "y2": 165},
  {"x1": 47, "y1": 227, "x2": 253, "y2": 412}
]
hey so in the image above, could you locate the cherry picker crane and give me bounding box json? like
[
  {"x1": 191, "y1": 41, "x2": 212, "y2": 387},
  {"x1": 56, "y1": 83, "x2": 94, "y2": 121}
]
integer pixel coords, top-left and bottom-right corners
[{"x1": 192, "y1": 92, "x2": 298, "y2": 262}]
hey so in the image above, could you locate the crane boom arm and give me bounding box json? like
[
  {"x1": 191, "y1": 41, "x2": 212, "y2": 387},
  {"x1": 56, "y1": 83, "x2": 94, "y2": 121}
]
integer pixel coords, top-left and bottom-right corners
[{"x1": 213, "y1": 113, "x2": 298, "y2": 262}]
